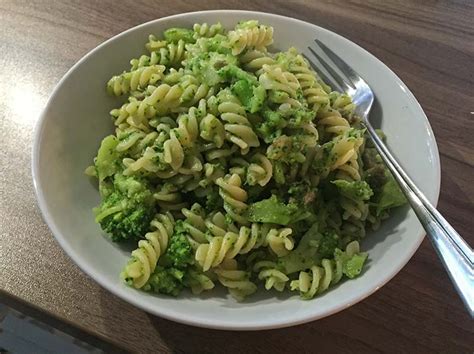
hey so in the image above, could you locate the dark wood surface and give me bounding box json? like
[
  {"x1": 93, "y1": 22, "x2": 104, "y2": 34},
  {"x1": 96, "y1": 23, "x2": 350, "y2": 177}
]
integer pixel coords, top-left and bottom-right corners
[{"x1": 1, "y1": 0, "x2": 473, "y2": 352}]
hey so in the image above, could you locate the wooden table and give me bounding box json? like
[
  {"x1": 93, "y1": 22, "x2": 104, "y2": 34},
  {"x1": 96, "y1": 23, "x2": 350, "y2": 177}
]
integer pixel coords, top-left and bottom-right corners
[{"x1": 1, "y1": 0, "x2": 473, "y2": 352}]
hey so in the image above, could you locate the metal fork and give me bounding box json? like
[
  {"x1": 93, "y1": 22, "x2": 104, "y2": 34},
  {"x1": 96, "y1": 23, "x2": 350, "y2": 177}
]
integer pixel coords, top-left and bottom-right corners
[{"x1": 307, "y1": 39, "x2": 473, "y2": 316}]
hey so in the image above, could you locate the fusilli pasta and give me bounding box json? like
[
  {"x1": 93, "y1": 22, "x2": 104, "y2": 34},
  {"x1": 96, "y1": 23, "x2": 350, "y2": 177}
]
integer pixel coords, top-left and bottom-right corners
[
  {"x1": 88, "y1": 21, "x2": 405, "y2": 301},
  {"x1": 121, "y1": 213, "x2": 175, "y2": 288}
]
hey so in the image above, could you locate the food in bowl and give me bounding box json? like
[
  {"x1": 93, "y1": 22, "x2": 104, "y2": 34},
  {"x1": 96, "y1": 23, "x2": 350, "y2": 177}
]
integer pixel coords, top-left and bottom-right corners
[{"x1": 85, "y1": 20, "x2": 406, "y2": 301}]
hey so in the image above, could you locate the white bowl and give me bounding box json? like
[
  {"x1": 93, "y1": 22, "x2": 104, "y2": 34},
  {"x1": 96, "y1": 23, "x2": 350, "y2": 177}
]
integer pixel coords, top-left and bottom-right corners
[{"x1": 32, "y1": 10, "x2": 440, "y2": 330}]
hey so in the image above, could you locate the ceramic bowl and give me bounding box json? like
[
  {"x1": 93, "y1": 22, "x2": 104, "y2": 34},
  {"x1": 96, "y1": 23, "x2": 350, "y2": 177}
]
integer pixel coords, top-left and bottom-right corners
[{"x1": 32, "y1": 10, "x2": 440, "y2": 330}]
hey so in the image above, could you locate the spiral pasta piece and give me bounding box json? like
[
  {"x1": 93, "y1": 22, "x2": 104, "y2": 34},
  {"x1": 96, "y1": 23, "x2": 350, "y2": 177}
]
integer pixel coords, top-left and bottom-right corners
[
  {"x1": 110, "y1": 98, "x2": 151, "y2": 130},
  {"x1": 275, "y1": 145, "x2": 319, "y2": 187},
  {"x1": 204, "y1": 212, "x2": 228, "y2": 237},
  {"x1": 317, "y1": 109, "x2": 351, "y2": 136},
  {"x1": 265, "y1": 228, "x2": 294, "y2": 257},
  {"x1": 122, "y1": 147, "x2": 172, "y2": 177},
  {"x1": 330, "y1": 92, "x2": 356, "y2": 119},
  {"x1": 116, "y1": 128, "x2": 159, "y2": 157},
  {"x1": 117, "y1": 121, "x2": 177, "y2": 177},
  {"x1": 329, "y1": 131, "x2": 368, "y2": 221},
  {"x1": 131, "y1": 37, "x2": 186, "y2": 68},
  {"x1": 284, "y1": 49, "x2": 331, "y2": 112},
  {"x1": 147, "y1": 83, "x2": 184, "y2": 115},
  {"x1": 163, "y1": 130, "x2": 184, "y2": 171},
  {"x1": 107, "y1": 65, "x2": 166, "y2": 96},
  {"x1": 196, "y1": 227, "x2": 253, "y2": 270},
  {"x1": 178, "y1": 75, "x2": 215, "y2": 109},
  {"x1": 239, "y1": 49, "x2": 276, "y2": 74},
  {"x1": 174, "y1": 112, "x2": 200, "y2": 148},
  {"x1": 144, "y1": 34, "x2": 167, "y2": 53},
  {"x1": 161, "y1": 100, "x2": 210, "y2": 165},
  {"x1": 337, "y1": 155, "x2": 368, "y2": 222},
  {"x1": 130, "y1": 53, "x2": 164, "y2": 71},
  {"x1": 200, "y1": 113, "x2": 226, "y2": 148},
  {"x1": 163, "y1": 68, "x2": 185, "y2": 85},
  {"x1": 130, "y1": 40, "x2": 186, "y2": 70},
  {"x1": 213, "y1": 259, "x2": 257, "y2": 301},
  {"x1": 193, "y1": 22, "x2": 224, "y2": 39},
  {"x1": 335, "y1": 149, "x2": 362, "y2": 181},
  {"x1": 319, "y1": 132, "x2": 364, "y2": 177},
  {"x1": 340, "y1": 195, "x2": 368, "y2": 221},
  {"x1": 187, "y1": 269, "x2": 215, "y2": 295},
  {"x1": 217, "y1": 94, "x2": 260, "y2": 153},
  {"x1": 199, "y1": 162, "x2": 225, "y2": 188},
  {"x1": 253, "y1": 260, "x2": 289, "y2": 291},
  {"x1": 246, "y1": 153, "x2": 273, "y2": 186},
  {"x1": 195, "y1": 221, "x2": 294, "y2": 271},
  {"x1": 182, "y1": 203, "x2": 208, "y2": 244},
  {"x1": 290, "y1": 241, "x2": 362, "y2": 299},
  {"x1": 288, "y1": 122, "x2": 319, "y2": 149},
  {"x1": 341, "y1": 218, "x2": 366, "y2": 240},
  {"x1": 228, "y1": 23, "x2": 274, "y2": 55},
  {"x1": 154, "y1": 183, "x2": 187, "y2": 211},
  {"x1": 203, "y1": 143, "x2": 238, "y2": 162},
  {"x1": 115, "y1": 83, "x2": 183, "y2": 126},
  {"x1": 290, "y1": 264, "x2": 327, "y2": 299},
  {"x1": 216, "y1": 174, "x2": 249, "y2": 225},
  {"x1": 259, "y1": 64, "x2": 300, "y2": 99},
  {"x1": 228, "y1": 157, "x2": 248, "y2": 180},
  {"x1": 120, "y1": 213, "x2": 175, "y2": 288},
  {"x1": 203, "y1": 211, "x2": 236, "y2": 237}
]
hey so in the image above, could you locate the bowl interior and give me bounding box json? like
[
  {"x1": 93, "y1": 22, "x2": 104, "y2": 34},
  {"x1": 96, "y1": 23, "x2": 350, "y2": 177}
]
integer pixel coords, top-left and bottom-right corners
[{"x1": 33, "y1": 10, "x2": 440, "y2": 330}]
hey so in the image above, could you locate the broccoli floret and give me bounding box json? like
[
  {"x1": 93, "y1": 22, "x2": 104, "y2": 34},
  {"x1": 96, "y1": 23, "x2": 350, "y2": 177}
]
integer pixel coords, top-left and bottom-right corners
[
  {"x1": 312, "y1": 140, "x2": 336, "y2": 175},
  {"x1": 365, "y1": 164, "x2": 387, "y2": 192},
  {"x1": 256, "y1": 109, "x2": 286, "y2": 143},
  {"x1": 373, "y1": 174, "x2": 406, "y2": 216},
  {"x1": 331, "y1": 180, "x2": 373, "y2": 201},
  {"x1": 164, "y1": 27, "x2": 195, "y2": 43},
  {"x1": 246, "y1": 195, "x2": 311, "y2": 225},
  {"x1": 266, "y1": 135, "x2": 306, "y2": 164},
  {"x1": 274, "y1": 47, "x2": 302, "y2": 71},
  {"x1": 362, "y1": 147, "x2": 383, "y2": 169},
  {"x1": 93, "y1": 174, "x2": 155, "y2": 242},
  {"x1": 318, "y1": 231, "x2": 340, "y2": 259},
  {"x1": 186, "y1": 52, "x2": 237, "y2": 86},
  {"x1": 247, "y1": 185, "x2": 266, "y2": 203},
  {"x1": 287, "y1": 107, "x2": 315, "y2": 128},
  {"x1": 147, "y1": 266, "x2": 185, "y2": 296},
  {"x1": 160, "y1": 220, "x2": 193, "y2": 268},
  {"x1": 257, "y1": 106, "x2": 315, "y2": 144},
  {"x1": 344, "y1": 254, "x2": 367, "y2": 278},
  {"x1": 195, "y1": 34, "x2": 231, "y2": 54},
  {"x1": 277, "y1": 223, "x2": 322, "y2": 274},
  {"x1": 147, "y1": 221, "x2": 194, "y2": 296},
  {"x1": 218, "y1": 64, "x2": 258, "y2": 85},
  {"x1": 288, "y1": 181, "x2": 317, "y2": 206},
  {"x1": 276, "y1": 223, "x2": 347, "y2": 274},
  {"x1": 231, "y1": 79, "x2": 266, "y2": 113},
  {"x1": 204, "y1": 187, "x2": 223, "y2": 212},
  {"x1": 334, "y1": 248, "x2": 368, "y2": 279}
]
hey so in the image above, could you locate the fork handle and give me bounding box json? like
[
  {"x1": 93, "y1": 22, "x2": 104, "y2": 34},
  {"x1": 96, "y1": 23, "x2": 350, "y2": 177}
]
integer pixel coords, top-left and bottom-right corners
[{"x1": 363, "y1": 122, "x2": 474, "y2": 317}]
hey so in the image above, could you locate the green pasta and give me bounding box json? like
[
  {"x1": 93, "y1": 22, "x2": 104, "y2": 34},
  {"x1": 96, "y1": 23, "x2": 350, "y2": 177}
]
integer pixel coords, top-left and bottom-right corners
[{"x1": 87, "y1": 20, "x2": 406, "y2": 301}]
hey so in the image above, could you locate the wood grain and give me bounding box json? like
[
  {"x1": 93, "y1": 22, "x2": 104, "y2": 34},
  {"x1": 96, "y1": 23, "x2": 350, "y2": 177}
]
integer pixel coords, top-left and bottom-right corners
[{"x1": 0, "y1": 0, "x2": 473, "y2": 353}]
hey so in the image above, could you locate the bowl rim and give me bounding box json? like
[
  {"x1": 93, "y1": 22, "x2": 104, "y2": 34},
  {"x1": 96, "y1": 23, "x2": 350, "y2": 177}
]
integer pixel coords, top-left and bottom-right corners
[{"x1": 32, "y1": 9, "x2": 441, "y2": 330}]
